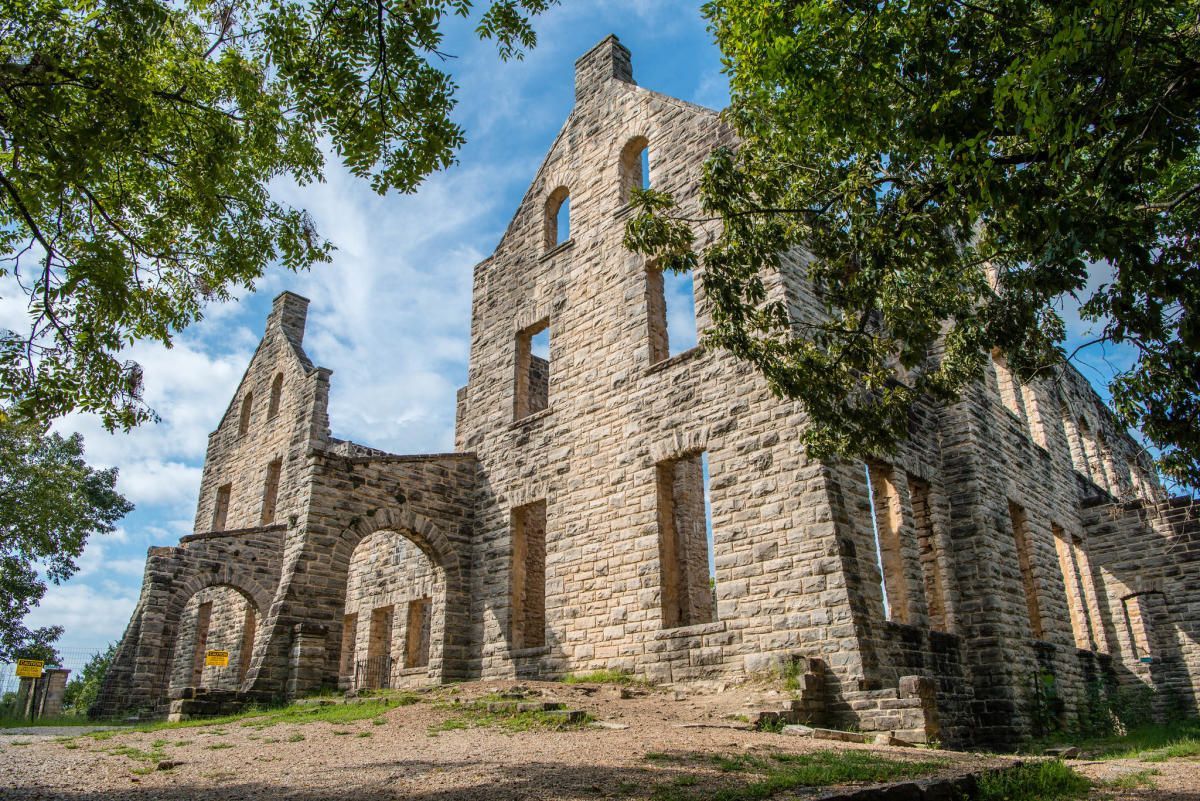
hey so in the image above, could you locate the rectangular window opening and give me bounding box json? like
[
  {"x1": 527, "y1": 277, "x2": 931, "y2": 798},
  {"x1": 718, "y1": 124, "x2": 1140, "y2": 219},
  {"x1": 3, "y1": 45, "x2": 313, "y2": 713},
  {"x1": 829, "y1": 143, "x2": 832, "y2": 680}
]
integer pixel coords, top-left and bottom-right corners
[
  {"x1": 658, "y1": 451, "x2": 714, "y2": 629},
  {"x1": 992, "y1": 351, "x2": 1029, "y2": 424},
  {"x1": 212, "y1": 483, "x2": 232, "y2": 532},
  {"x1": 866, "y1": 463, "x2": 909, "y2": 624},
  {"x1": 646, "y1": 266, "x2": 698, "y2": 364},
  {"x1": 364, "y1": 606, "x2": 393, "y2": 690},
  {"x1": 1009, "y1": 501, "x2": 1044, "y2": 639},
  {"x1": 260, "y1": 458, "x2": 282, "y2": 525},
  {"x1": 909, "y1": 477, "x2": 948, "y2": 630},
  {"x1": 514, "y1": 320, "x2": 550, "y2": 420},
  {"x1": 338, "y1": 613, "x2": 358, "y2": 680},
  {"x1": 191, "y1": 601, "x2": 213, "y2": 686},
  {"x1": 1123, "y1": 595, "x2": 1155, "y2": 660},
  {"x1": 405, "y1": 597, "x2": 432, "y2": 668},
  {"x1": 1053, "y1": 524, "x2": 1093, "y2": 649},
  {"x1": 237, "y1": 606, "x2": 257, "y2": 683},
  {"x1": 511, "y1": 500, "x2": 547, "y2": 649}
]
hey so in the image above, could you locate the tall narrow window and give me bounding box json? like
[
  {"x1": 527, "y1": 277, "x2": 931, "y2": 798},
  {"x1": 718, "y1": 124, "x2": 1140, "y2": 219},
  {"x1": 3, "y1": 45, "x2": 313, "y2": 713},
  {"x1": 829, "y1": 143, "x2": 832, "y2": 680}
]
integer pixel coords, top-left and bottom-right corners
[
  {"x1": 646, "y1": 266, "x2": 698, "y2": 363},
  {"x1": 405, "y1": 597, "x2": 432, "y2": 667},
  {"x1": 511, "y1": 500, "x2": 547, "y2": 649},
  {"x1": 657, "y1": 451, "x2": 714, "y2": 629},
  {"x1": 267, "y1": 373, "x2": 284, "y2": 419},
  {"x1": 212, "y1": 483, "x2": 232, "y2": 531},
  {"x1": 1123, "y1": 593, "x2": 1162, "y2": 660},
  {"x1": 545, "y1": 186, "x2": 570, "y2": 249},
  {"x1": 909, "y1": 477, "x2": 948, "y2": 631},
  {"x1": 992, "y1": 350, "x2": 1028, "y2": 423},
  {"x1": 365, "y1": 606, "x2": 393, "y2": 690},
  {"x1": 339, "y1": 613, "x2": 358, "y2": 680},
  {"x1": 1053, "y1": 523, "x2": 1095, "y2": 650},
  {"x1": 191, "y1": 601, "x2": 213, "y2": 686},
  {"x1": 237, "y1": 606, "x2": 257, "y2": 683},
  {"x1": 238, "y1": 392, "x2": 253, "y2": 435},
  {"x1": 514, "y1": 319, "x2": 550, "y2": 420},
  {"x1": 866, "y1": 463, "x2": 910, "y2": 623},
  {"x1": 1009, "y1": 501, "x2": 1044, "y2": 639},
  {"x1": 619, "y1": 136, "x2": 650, "y2": 202},
  {"x1": 1062, "y1": 412, "x2": 1093, "y2": 480},
  {"x1": 260, "y1": 458, "x2": 282, "y2": 524}
]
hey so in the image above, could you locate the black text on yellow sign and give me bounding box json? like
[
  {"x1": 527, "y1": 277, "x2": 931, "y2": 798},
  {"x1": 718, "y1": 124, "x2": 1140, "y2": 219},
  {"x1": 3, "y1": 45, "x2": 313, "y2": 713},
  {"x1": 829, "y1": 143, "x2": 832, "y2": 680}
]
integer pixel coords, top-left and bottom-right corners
[
  {"x1": 15, "y1": 659, "x2": 44, "y2": 678},
  {"x1": 205, "y1": 650, "x2": 230, "y2": 667}
]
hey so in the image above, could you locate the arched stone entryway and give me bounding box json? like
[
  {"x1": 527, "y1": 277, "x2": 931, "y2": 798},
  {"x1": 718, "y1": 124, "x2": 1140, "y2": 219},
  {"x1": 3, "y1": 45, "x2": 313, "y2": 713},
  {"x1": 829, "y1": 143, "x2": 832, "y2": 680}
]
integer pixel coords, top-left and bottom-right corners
[{"x1": 330, "y1": 508, "x2": 470, "y2": 683}]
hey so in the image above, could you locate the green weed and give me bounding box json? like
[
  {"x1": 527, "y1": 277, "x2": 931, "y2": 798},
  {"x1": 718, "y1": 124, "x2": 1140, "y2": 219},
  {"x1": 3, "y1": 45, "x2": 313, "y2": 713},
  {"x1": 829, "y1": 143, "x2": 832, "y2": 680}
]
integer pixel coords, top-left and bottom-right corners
[{"x1": 974, "y1": 761, "x2": 1089, "y2": 801}]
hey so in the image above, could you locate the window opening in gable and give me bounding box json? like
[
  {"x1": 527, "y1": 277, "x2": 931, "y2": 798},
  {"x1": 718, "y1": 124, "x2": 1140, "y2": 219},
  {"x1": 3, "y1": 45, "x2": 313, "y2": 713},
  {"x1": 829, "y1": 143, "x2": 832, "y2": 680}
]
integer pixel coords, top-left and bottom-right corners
[
  {"x1": 619, "y1": 136, "x2": 650, "y2": 203},
  {"x1": 260, "y1": 457, "x2": 282, "y2": 525},
  {"x1": 545, "y1": 186, "x2": 570, "y2": 249},
  {"x1": 514, "y1": 319, "x2": 550, "y2": 420},
  {"x1": 212, "y1": 483, "x2": 232, "y2": 531},
  {"x1": 267, "y1": 373, "x2": 283, "y2": 419},
  {"x1": 238, "y1": 392, "x2": 254, "y2": 435}
]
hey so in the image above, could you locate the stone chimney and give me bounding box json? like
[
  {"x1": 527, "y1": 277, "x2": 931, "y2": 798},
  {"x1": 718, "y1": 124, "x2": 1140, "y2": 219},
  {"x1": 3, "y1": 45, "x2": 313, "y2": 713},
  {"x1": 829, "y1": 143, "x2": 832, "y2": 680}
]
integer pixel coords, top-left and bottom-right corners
[
  {"x1": 268, "y1": 291, "x2": 310, "y2": 347},
  {"x1": 575, "y1": 35, "x2": 635, "y2": 104}
]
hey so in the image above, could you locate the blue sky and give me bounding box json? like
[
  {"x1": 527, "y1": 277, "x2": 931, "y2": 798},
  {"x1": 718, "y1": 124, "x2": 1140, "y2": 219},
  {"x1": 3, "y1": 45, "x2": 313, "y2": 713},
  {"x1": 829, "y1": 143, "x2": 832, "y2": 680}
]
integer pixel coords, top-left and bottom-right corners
[{"x1": 7, "y1": 1, "x2": 1134, "y2": 660}]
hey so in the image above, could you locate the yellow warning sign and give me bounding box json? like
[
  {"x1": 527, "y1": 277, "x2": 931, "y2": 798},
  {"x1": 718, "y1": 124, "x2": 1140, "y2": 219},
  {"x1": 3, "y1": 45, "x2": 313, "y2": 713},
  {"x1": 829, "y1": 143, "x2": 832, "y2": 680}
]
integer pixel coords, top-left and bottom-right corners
[
  {"x1": 15, "y1": 659, "x2": 44, "y2": 678},
  {"x1": 205, "y1": 650, "x2": 230, "y2": 667}
]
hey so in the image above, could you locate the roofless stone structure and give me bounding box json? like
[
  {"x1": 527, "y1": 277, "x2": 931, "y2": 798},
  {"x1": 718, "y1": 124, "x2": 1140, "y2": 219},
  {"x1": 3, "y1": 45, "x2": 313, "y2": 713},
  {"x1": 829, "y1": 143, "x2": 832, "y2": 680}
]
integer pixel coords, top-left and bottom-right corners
[{"x1": 97, "y1": 36, "x2": 1200, "y2": 749}]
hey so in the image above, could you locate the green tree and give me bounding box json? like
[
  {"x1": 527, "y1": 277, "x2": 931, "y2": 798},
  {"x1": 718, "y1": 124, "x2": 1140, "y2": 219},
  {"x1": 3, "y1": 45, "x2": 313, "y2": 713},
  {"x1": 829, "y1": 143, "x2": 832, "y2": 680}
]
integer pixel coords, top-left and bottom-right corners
[
  {"x1": 63, "y1": 642, "x2": 115, "y2": 712},
  {"x1": 1, "y1": 0, "x2": 555, "y2": 430},
  {"x1": 626, "y1": 0, "x2": 1199, "y2": 487},
  {"x1": 0, "y1": 415, "x2": 132, "y2": 661}
]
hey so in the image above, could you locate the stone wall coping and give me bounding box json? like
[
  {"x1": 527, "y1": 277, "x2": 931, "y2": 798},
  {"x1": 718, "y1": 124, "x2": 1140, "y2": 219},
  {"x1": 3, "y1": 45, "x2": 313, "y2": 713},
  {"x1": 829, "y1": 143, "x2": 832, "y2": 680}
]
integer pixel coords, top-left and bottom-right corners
[
  {"x1": 340, "y1": 452, "x2": 479, "y2": 466},
  {"x1": 540, "y1": 238, "x2": 575, "y2": 262},
  {"x1": 179, "y1": 523, "x2": 288, "y2": 545},
  {"x1": 646, "y1": 345, "x2": 704, "y2": 376},
  {"x1": 509, "y1": 406, "x2": 554, "y2": 430},
  {"x1": 653, "y1": 620, "x2": 727, "y2": 640}
]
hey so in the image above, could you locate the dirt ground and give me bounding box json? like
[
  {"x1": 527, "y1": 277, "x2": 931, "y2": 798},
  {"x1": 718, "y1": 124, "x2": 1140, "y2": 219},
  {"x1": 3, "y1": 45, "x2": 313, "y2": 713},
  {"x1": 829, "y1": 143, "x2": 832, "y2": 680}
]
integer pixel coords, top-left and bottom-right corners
[
  {"x1": 0, "y1": 680, "x2": 1194, "y2": 800},
  {"x1": 1075, "y1": 757, "x2": 1200, "y2": 801}
]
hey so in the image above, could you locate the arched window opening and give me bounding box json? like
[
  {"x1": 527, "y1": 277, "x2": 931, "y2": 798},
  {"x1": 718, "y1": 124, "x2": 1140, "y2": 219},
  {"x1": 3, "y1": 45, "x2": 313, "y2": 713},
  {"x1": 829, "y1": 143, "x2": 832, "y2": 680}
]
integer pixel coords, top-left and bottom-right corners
[
  {"x1": 267, "y1": 373, "x2": 283, "y2": 419},
  {"x1": 544, "y1": 186, "x2": 570, "y2": 250},
  {"x1": 170, "y1": 585, "x2": 261, "y2": 692},
  {"x1": 619, "y1": 136, "x2": 650, "y2": 203},
  {"x1": 238, "y1": 392, "x2": 253, "y2": 435}
]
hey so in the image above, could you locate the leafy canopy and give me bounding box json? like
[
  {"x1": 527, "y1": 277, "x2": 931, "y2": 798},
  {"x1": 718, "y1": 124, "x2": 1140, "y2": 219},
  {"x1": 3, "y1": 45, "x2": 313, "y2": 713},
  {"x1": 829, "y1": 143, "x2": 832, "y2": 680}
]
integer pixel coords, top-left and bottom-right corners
[
  {"x1": 0, "y1": 414, "x2": 131, "y2": 661},
  {"x1": 626, "y1": 0, "x2": 1200, "y2": 487},
  {"x1": 0, "y1": 0, "x2": 555, "y2": 429}
]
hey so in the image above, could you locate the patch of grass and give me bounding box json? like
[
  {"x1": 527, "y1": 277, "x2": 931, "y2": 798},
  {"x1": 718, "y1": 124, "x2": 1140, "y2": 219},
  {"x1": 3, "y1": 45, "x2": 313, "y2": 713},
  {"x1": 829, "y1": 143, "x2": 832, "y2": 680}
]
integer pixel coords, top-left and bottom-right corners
[
  {"x1": 643, "y1": 748, "x2": 940, "y2": 796},
  {"x1": 287, "y1": 733, "x2": 305, "y2": 742},
  {"x1": 643, "y1": 750, "x2": 944, "y2": 801},
  {"x1": 357, "y1": 731, "x2": 372, "y2": 738},
  {"x1": 372, "y1": 717, "x2": 388, "y2": 726},
  {"x1": 1097, "y1": 769, "x2": 1160, "y2": 790},
  {"x1": 428, "y1": 699, "x2": 593, "y2": 735},
  {"x1": 333, "y1": 730, "x2": 352, "y2": 736},
  {"x1": 173, "y1": 740, "x2": 192, "y2": 747},
  {"x1": 1028, "y1": 716, "x2": 1200, "y2": 760},
  {"x1": 975, "y1": 761, "x2": 1089, "y2": 801},
  {"x1": 562, "y1": 669, "x2": 645, "y2": 686},
  {"x1": 7, "y1": 740, "x2": 33, "y2": 746},
  {"x1": 206, "y1": 742, "x2": 235, "y2": 750}
]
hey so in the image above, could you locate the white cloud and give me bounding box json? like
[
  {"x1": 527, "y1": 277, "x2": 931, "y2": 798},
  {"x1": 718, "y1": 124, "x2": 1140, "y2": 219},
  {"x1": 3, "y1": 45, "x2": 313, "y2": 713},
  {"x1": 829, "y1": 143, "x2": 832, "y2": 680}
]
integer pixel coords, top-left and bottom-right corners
[{"x1": 25, "y1": 581, "x2": 139, "y2": 653}]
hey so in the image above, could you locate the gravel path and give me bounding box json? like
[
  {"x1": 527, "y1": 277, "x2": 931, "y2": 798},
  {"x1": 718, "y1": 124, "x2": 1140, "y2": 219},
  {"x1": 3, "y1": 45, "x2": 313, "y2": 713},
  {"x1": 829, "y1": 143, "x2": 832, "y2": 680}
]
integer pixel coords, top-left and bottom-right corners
[
  {"x1": 0, "y1": 681, "x2": 1022, "y2": 801},
  {"x1": 1076, "y1": 756, "x2": 1200, "y2": 800}
]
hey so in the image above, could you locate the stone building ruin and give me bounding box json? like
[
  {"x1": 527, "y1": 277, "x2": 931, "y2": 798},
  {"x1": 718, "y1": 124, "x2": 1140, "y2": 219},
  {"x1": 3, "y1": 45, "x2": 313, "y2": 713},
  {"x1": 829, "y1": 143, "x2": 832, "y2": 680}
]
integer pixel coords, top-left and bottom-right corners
[{"x1": 97, "y1": 36, "x2": 1200, "y2": 749}]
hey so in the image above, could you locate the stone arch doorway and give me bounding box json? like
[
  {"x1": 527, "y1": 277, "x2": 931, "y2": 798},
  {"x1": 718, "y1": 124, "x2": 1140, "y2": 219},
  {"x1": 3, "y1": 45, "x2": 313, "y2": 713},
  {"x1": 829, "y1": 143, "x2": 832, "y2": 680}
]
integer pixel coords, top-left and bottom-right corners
[
  {"x1": 168, "y1": 584, "x2": 262, "y2": 692},
  {"x1": 331, "y1": 508, "x2": 470, "y2": 685}
]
